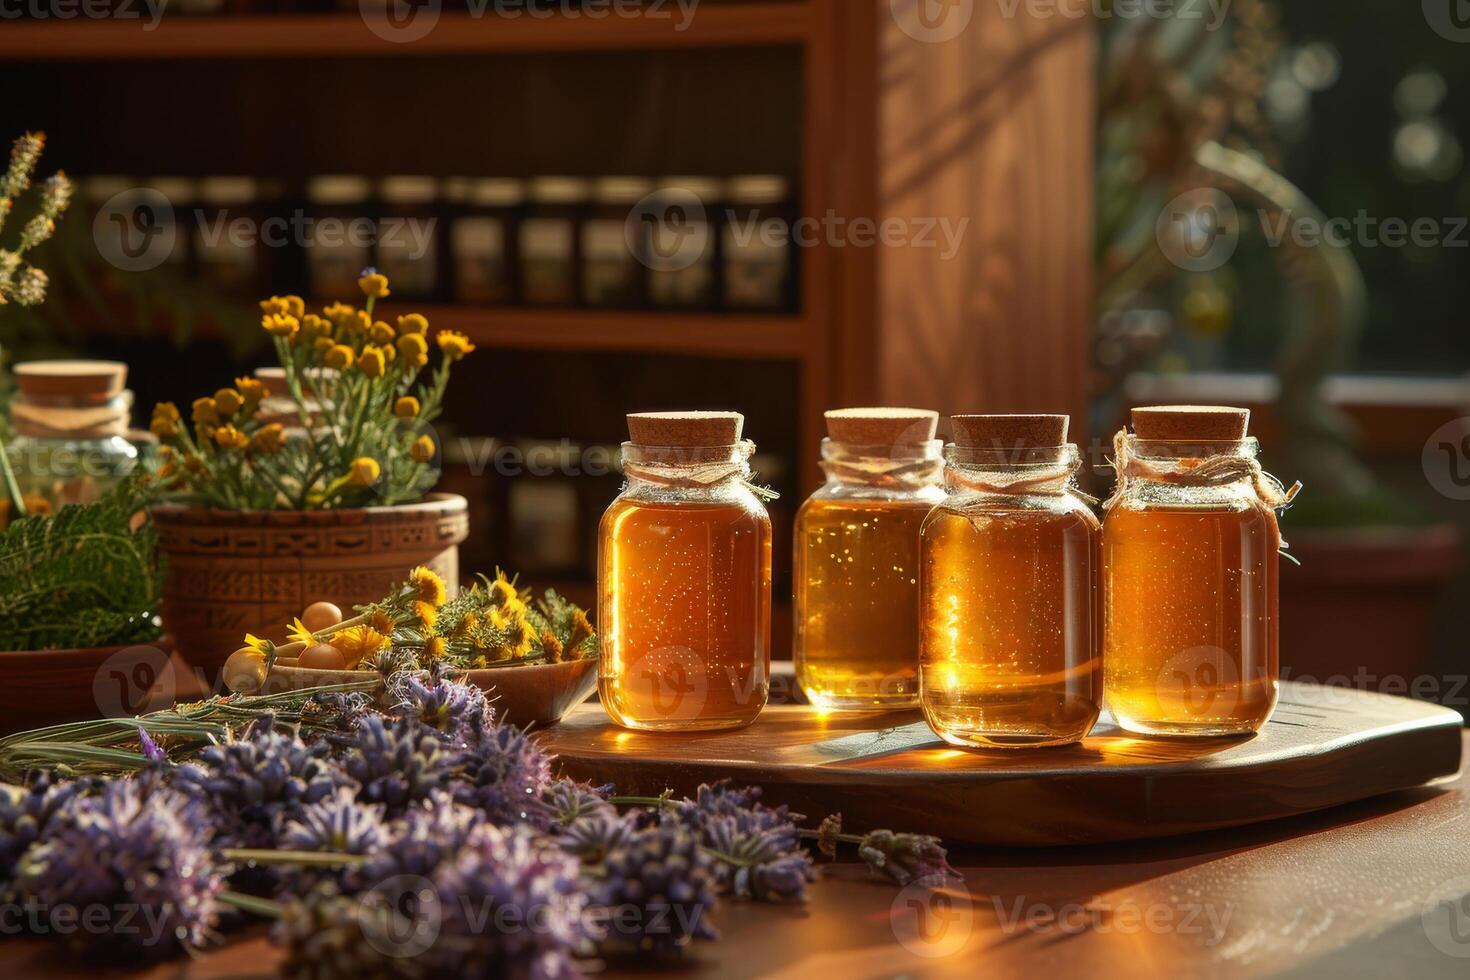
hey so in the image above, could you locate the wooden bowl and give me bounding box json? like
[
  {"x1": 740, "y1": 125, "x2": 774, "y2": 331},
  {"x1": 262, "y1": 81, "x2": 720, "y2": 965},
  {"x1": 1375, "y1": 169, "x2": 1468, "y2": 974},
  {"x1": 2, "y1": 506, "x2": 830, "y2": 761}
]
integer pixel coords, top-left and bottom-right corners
[
  {"x1": 254, "y1": 656, "x2": 600, "y2": 727},
  {"x1": 0, "y1": 636, "x2": 178, "y2": 736}
]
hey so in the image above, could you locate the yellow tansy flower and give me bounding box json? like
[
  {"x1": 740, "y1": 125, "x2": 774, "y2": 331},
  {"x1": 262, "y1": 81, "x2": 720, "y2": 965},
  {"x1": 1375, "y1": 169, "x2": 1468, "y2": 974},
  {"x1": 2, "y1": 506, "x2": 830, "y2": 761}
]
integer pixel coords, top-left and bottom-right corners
[
  {"x1": 259, "y1": 296, "x2": 289, "y2": 316},
  {"x1": 300, "y1": 314, "x2": 331, "y2": 342},
  {"x1": 410, "y1": 434, "x2": 436, "y2": 464},
  {"x1": 423, "y1": 635, "x2": 447, "y2": 662},
  {"x1": 370, "y1": 321, "x2": 396, "y2": 345},
  {"x1": 397, "y1": 333, "x2": 429, "y2": 369},
  {"x1": 394, "y1": 396, "x2": 420, "y2": 419},
  {"x1": 325, "y1": 344, "x2": 356, "y2": 371},
  {"x1": 396, "y1": 313, "x2": 428, "y2": 335},
  {"x1": 436, "y1": 330, "x2": 475, "y2": 361},
  {"x1": 192, "y1": 397, "x2": 220, "y2": 425},
  {"x1": 358, "y1": 345, "x2": 387, "y2": 378},
  {"x1": 349, "y1": 457, "x2": 381, "y2": 486},
  {"x1": 358, "y1": 272, "x2": 390, "y2": 299},
  {"x1": 334, "y1": 626, "x2": 390, "y2": 669},
  {"x1": 288, "y1": 617, "x2": 315, "y2": 645},
  {"x1": 282, "y1": 295, "x2": 305, "y2": 318},
  {"x1": 235, "y1": 377, "x2": 266, "y2": 411},
  {"x1": 214, "y1": 387, "x2": 243, "y2": 416},
  {"x1": 413, "y1": 600, "x2": 438, "y2": 631},
  {"x1": 262, "y1": 313, "x2": 300, "y2": 339},
  {"x1": 410, "y1": 566, "x2": 448, "y2": 607},
  {"x1": 214, "y1": 425, "x2": 249, "y2": 450},
  {"x1": 248, "y1": 423, "x2": 286, "y2": 455}
]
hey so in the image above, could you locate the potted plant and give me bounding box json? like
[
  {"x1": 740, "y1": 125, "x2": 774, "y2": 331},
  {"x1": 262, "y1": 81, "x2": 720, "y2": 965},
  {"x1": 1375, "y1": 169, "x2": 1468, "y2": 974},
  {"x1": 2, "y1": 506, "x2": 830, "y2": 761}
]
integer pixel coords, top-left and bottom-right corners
[
  {"x1": 1093, "y1": 5, "x2": 1461, "y2": 691},
  {"x1": 147, "y1": 272, "x2": 472, "y2": 683}
]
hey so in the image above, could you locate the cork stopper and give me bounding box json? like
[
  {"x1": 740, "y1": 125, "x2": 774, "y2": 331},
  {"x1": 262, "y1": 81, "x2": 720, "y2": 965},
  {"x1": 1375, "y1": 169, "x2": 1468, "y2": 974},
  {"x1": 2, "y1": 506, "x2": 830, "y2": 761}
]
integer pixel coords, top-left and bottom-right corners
[
  {"x1": 951, "y1": 414, "x2": 1069, "y2": 450},
  {"x1": 627, "y1": 411, "x2": 744, "y2": 447},
  {"x1": 825, "y1": 407, "x2": 938, "y2": 447},
  {"x1": 14, "y1": 360, "x2": 127, "y2": 404},
  {"x1": 1131, "y1": 405, "x2": 1250, "y2": 441}
]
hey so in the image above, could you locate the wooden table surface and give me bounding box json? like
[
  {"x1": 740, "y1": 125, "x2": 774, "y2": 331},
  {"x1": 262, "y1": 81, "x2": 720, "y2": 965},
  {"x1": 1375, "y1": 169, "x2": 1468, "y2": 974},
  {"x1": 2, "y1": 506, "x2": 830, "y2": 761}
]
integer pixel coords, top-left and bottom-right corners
[{"x1": 8, "y1": 731, "x2": 1469, "y2": 979}]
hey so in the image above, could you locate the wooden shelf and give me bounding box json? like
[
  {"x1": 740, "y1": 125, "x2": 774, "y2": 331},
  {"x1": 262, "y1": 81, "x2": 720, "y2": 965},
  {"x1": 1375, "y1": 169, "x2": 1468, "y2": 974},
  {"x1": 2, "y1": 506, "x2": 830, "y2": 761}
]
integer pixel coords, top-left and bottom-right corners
[
  {"x1": 0, "y1": 7, "x2": 812, "y2": 62},
  {"x1": 406, "y1": 306, "x2": 807, "y2": 360}
]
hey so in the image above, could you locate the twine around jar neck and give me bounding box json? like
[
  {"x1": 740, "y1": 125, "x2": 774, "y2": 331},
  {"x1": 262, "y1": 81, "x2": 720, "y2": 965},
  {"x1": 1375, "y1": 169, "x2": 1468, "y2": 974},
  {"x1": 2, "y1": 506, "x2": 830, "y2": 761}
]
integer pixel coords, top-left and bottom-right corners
[
  {"x1": 9, "y1": 391, "x2": 133, "y2": 440},
  {"x1": 621, "y1": 440, "x2": 779, "y2": 500},
  {"x1": 943, "y1": 444, "x2": 1091, "y2": 500},
  {"x1": 1102, "y1": 429, "x2": 1302, "y2": 511},
  {"x1": 818, "y1": 439, "x2": 944, "y2": 490}
]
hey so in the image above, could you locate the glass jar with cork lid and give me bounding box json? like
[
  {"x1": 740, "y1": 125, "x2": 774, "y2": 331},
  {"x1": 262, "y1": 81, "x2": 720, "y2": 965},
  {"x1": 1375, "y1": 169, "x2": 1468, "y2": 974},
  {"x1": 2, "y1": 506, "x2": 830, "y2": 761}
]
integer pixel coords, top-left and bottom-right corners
[
  {"x1": 1103, "y1": 405, "x2": 1296, "y2": 737},
  {"x1": 598, "y1": 411, "x2": 772, "y2": 732},
  {"x1": 4, "y1": 360, "x2": 141, "y2": 515},
  {"x1": 919, "y1": 414, "x2": 1102, "y2": 748},
  {"x1": 794, "y1": 408, "x2": 944, "y2": 710}
]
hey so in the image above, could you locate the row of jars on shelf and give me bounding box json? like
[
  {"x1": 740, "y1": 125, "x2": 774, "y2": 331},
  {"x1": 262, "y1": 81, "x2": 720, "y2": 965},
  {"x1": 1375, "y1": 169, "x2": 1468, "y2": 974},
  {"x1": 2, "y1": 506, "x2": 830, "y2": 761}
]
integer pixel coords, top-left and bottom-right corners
[
  {"x1": 598, "y1": 406, "x2": 1291, "y2": 748},
  {"x1": 82, "y1": 174, "x2": 798, "y2": 313}
]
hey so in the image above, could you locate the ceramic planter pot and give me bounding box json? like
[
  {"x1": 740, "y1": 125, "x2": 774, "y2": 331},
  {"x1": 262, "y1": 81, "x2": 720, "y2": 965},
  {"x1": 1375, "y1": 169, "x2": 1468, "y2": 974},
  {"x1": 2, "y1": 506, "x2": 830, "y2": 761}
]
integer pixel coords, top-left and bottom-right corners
[
  {"x1": 0, "y1": 637, "x2": 178, "y2": 736},
  {"x1": 152, "y1": 493, "x2": 469, "y2": 686},
  {"x1": 1280, "y1": 523, "x2": 1462, "y2": 690},
  {"x1": 245, "y1": 658, "x2": 600, "y2": 727}
]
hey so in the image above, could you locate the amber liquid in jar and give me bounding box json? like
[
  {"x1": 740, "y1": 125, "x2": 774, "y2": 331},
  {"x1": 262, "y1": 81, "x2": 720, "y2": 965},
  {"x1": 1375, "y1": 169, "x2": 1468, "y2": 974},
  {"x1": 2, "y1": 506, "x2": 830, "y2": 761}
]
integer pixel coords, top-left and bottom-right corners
[
  {"x1": 1103, "y1": 502, "x2": 1280, "y2": 736},
  {"x1": 795, "y1": 498, "x2": 938, "y2": 709},
  {"x1": 599, "y1": 489, "x2": 772, "y2": 733},
  {"x1": 920, "y1": 502, "x2": 1102, "y2": 747}
]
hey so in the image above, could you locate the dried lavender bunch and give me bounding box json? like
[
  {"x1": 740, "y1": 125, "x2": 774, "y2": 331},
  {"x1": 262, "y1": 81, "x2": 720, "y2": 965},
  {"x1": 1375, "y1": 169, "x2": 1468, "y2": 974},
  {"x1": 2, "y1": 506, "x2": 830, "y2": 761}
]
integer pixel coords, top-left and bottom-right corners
[
  {"x1": 389, "y1": 670, "x2": 494, "y2": 749},
  {"x1": 588, "y1": 820, "x2": 720, "y2": 955},
  {"x1": 14, "y1": 779, "x2": 222, "y2": 958},
  {"x1": 856, "y1": 829, "x2": 959, "y2": 887},
  {"x1": 275, "y1": 885, "x2": 418, "y2": 980},
  {"x1": 673, "y1": 782, "x2": 814, "y2": 902},
  {"x1": 277, "y1": 787, "x2": 390, "y2": 893},
  {"x1": 453, "y1": 721, "x2": 555, "y2": 828},
  {"x1": 545, "y1": 779, "x2": 616, "y2": 828},
  {"x1": 348, "y1": 790, "x2": 484, "y2": 895},
  {"x1": 171, "y1": 713, "x2": 349, "y2": 850},
  {"x1": 557, "y1": 808, "x2": 637, "y2": 864},
  {"x1": 0, "y1": 774, "x2": 91, "y2": 898},
  {"x1": 342, "y1": 714, "x2": 459, "y2": 818},
  {"x1": 419, "y1": 823, "x2": 593, "y2": 979}
]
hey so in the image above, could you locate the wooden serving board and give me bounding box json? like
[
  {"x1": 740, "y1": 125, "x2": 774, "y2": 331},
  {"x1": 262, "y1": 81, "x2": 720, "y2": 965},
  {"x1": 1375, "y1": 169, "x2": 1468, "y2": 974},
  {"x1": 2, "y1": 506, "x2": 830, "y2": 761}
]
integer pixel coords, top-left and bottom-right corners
[{"x1": 537, "y1": 681, "x2": 1465, "y2": 847}]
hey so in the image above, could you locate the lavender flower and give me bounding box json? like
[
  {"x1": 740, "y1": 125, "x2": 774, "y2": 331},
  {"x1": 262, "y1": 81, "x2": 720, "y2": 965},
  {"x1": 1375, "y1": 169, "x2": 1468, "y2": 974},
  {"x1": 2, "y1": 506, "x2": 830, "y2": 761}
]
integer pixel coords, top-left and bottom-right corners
[
  {"x1": 0, "y1": 774, "x2": 90, "y2": 896},
  {"x1": 592, "y1": 821, "x2": 719, "y2": 955},
  {"x1": 351, "y1": 790, "x2": 483, "y2": 893},
  {"x1": 421, "y1": 823, "x2": 593, "y2": 978},
  {"x1": 390, "y1": 673, "x2": 494, "y2": 749},
  {"x1": 172, "y1": 714, "x2": 348, "y2": 850},
  {"x1": 275, "y1": 885, "x2": 416, "y2": 980},
  {"x1": 557, "y1": 808, "x2": 637, "y2": 864},
  {"x1": 137, "y1": 727, "x2": 166, "y2": 764},
  {"x1": 673, "y1": 782, "x2": 814, "y2": 902},
  {"x1": 544, "y1": 779, "x2": 616, "y2": 827},
  {"x1": 857, "y1": 829, "x2": 959, "y2": 887},
  {"x1": 15, "y1": 779, "x2": 222, "y2": 957},
  {"x1": 276, "y1": 788, "x2": 390, "y2": 894},
  {"x1": 342, "y1": 715, "x2": 458, "y2": 818},
  {"x1": 454, "y1": 722, "x2": 554, "y2": 828}
]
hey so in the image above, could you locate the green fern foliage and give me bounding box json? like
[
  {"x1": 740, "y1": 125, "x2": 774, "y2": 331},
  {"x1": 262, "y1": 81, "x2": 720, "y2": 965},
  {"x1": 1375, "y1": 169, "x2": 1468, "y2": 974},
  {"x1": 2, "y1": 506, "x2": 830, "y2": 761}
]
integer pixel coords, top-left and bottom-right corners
[{"x1": 0, "y1": 474, "x2": 162, "y2": 651}]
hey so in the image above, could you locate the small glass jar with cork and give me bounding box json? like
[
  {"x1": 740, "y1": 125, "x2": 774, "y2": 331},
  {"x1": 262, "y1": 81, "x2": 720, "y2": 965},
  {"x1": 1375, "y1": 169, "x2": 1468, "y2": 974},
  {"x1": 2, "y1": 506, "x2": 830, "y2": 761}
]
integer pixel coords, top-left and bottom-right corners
[
  {"x1": 446, "y1": 177, "x2": 524, "y2": 306},
  {"x1": 305, "y1": 174, "x2": 374, "y2": 301},
  {"x1": 4, "y1": 360, "x2": 141, "y2": 516},
  {"x1": 1103, "y1": 405, "x2": 1295, "y2": 737},
  {"x1": 582, "y1": 176, "x2": 653, "y2": 309},
  {"x1": 919, "y1": 414, "x2": 1102, "y2": 748},
  {"x1": 794, "y1": 407, "x2": 944, "y2": 711},
  {"x1": 374, "y1": 175, "x2": 440, "y2": 302},
  {"x1": 598, "y1": 411, "x2": 772, "y2": 732}
]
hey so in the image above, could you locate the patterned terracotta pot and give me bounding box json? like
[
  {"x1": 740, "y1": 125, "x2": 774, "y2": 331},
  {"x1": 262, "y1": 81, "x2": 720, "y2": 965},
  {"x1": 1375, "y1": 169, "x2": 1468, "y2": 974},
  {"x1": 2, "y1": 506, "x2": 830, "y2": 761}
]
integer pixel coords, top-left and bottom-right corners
[{"x1": 152, "y1": 493, "x2": 469, "y2": 685}]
